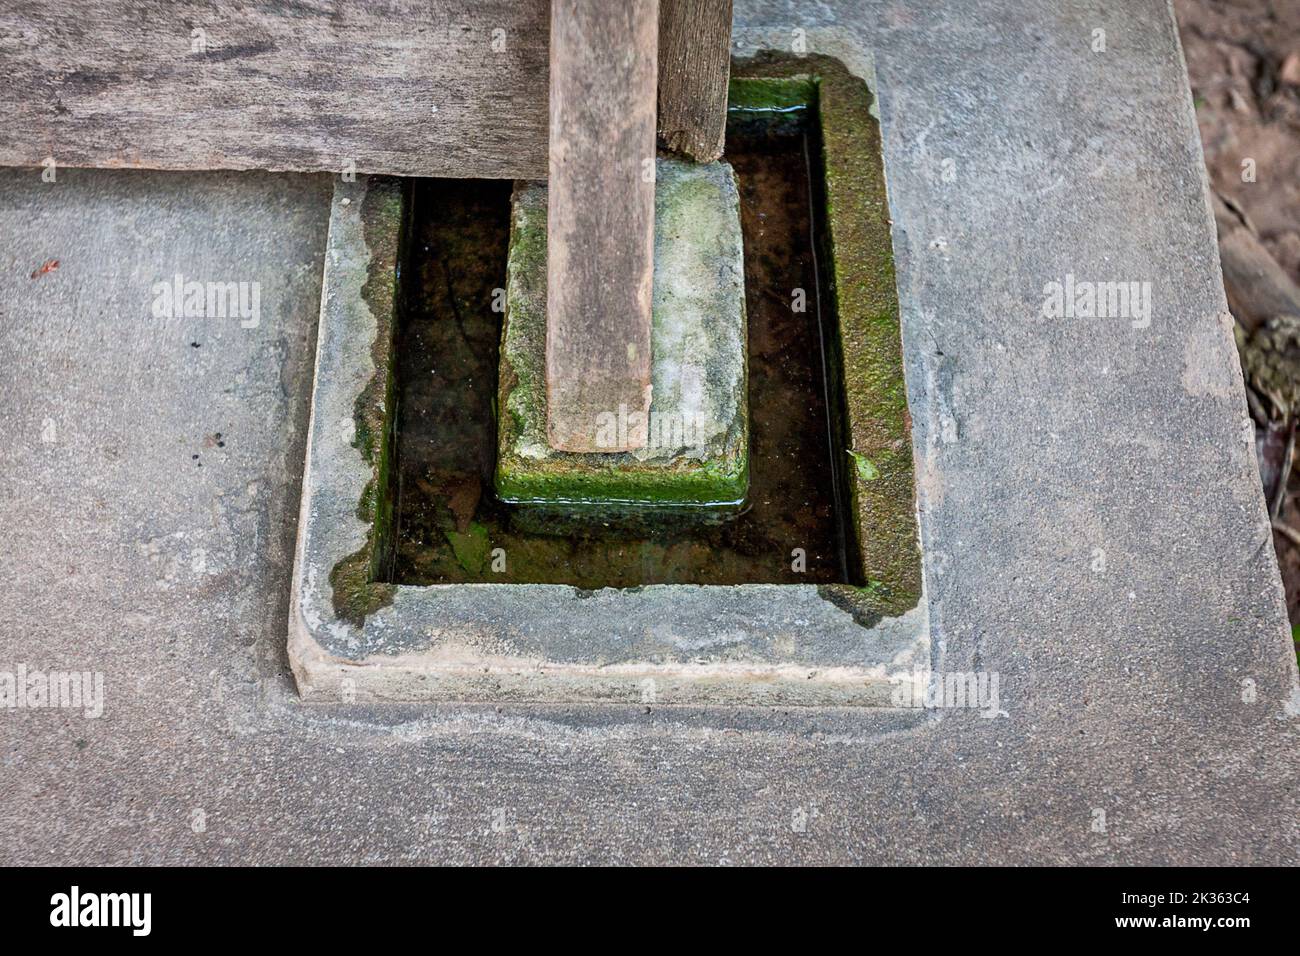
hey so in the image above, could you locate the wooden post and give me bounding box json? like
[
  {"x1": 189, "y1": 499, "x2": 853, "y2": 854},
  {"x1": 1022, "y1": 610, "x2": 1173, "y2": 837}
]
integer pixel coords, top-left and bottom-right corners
[
  {"x1": 546, "y1": 0, "x2": 659, "y2": 452},
  {"x1": 657, "y1": 0, "x2": 733, "y2": 162}
]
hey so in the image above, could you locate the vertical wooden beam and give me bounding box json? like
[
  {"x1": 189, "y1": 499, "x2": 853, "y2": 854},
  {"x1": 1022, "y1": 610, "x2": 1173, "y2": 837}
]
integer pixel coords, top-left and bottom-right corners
[
  {"x1": 657, "y1": 0, "x2": 733, "y2": 162},
  {"x1": 546, "y1": 0, "x2": 659, "y2": 452}
]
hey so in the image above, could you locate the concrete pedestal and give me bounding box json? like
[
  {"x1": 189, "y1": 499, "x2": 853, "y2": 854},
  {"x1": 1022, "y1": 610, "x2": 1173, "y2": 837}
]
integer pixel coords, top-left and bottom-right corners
[{"x1": 496, "y1": 158, "x2": 749, "y2": 516}]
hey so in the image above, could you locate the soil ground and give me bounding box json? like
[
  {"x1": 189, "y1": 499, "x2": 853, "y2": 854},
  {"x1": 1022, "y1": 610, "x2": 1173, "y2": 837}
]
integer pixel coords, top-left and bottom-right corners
[{"x1": 1175, "y1": 0, "x2": 1300, "y2": 645}]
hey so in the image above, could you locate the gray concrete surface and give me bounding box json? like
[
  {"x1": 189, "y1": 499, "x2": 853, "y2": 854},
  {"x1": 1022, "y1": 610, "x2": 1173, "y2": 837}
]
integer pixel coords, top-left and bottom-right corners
[{"x1": 1, "y1": 0, "x2": 1298, "y2": 864}]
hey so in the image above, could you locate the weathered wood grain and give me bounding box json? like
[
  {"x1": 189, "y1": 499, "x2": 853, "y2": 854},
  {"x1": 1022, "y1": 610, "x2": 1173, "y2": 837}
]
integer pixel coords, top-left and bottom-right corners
[
  {"x1": 0, "y1": 0, "x2": 732, "y2": 179},
  {"x1": 0, "y1": 0, "x2": 552, "y2": 179},
  {"x1": 545, "y1": 0, "x2": 657, "y2": 453},
  {"x1": 657, "y1": 0, "x2": 732, "y2": 162}
]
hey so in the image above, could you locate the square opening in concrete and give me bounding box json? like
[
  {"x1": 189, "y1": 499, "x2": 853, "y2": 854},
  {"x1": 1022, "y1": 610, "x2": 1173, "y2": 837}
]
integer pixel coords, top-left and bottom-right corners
[
  {"x1": 386, "y1": 61, "x2": 915, "y2": 596},
  {"x1": 290, "y1": 53, "x2": 928, "y2": 706}
]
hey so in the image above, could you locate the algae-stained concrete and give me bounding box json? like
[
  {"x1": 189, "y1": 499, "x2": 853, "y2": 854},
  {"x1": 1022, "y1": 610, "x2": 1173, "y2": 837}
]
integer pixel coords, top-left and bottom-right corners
[
  {"x1": 729, "y1": 59, "x2": 922, "y2": 618},
  {"x1": 326, "y1": 176, "x2": 406, "y2": 625},
  {"x1": 497, "y1": 158, "x2": 749, "y2": 513},
  {"x1": 1, "y1": 0, "x2": 1297, "y2": 867}
]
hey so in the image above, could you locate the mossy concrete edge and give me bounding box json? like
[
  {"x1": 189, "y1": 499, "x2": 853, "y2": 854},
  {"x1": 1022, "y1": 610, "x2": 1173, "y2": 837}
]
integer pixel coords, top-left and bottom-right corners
[
  {"x1": 730, "y1": 56, "x2": 923, "y2": 618},
  {"x1": 326, "y1": 177, "x2": 407, "y2": 625}
]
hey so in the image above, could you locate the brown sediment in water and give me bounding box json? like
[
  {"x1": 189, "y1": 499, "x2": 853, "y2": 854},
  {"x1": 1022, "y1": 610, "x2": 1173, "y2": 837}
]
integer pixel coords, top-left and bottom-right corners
[{"x1": 387, "y1": 112, "x2": 853, "y2": 587}]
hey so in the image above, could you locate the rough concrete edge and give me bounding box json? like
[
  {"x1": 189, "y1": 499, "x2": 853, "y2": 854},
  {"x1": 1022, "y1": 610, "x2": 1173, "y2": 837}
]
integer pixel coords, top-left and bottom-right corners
[
  {"x1": 731, "y1": 26, "x2": 879, "y2": 118},
  {"x1": 727, "y1": 48, "x2": 923, "y2": 619},
  {"x1": 730, "y1": 24, "x2": 937, "y2": 653},
  {"x1": 289, "y1": 175, "x2": 399, "y2": 697},
  {"x1": 290, "y1": 608, "x2": 928, "y2": 707},
  {"x1": 295, "y1": 584, "x2": 932, "y2": 707},
  {"x1": 1165, "y1": 0, "x2": 1298, "y2": 687},
  {"x1": 817, "y1": 65, "x2": 923, "y2": 615},
  {"x1": 287, "y1": 179, "x2": 350, "y2": 697}
]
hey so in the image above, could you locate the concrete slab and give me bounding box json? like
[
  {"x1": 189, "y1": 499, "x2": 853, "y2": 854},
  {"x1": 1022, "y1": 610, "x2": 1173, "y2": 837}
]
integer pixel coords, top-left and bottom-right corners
[{"x1": 0, "y1": 0, "x2": 1296, "y2": 864}]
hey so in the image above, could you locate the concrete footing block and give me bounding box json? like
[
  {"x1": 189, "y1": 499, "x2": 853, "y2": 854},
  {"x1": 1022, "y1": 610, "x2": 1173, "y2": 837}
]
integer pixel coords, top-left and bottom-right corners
[{"x1": 496, "y1": 158, "x2": 749, "y2": 517}]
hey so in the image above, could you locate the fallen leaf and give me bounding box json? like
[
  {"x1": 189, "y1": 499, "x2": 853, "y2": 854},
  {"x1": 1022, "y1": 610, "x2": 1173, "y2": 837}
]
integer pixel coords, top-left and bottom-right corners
[
  {"x1": 444, "y1": 522, "x2": 490, "y2": 575},
  {"x1": 846, "y1": 449, "x2": 880, "y2": 481}
]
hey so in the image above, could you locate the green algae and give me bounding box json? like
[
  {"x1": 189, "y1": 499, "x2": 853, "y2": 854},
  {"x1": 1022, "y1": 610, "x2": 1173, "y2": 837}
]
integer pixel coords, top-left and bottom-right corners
[
  {"x1": 329, "y1": 546, "x2": 394, "y2": 628},
  {"x1": 329, "y1": 177, "x2": 408, "y2": 625},
  {"x1": 728, "y1": 75, "x2": 816, "y2": 111},
  {"x1": 815, "y1": 583, "x2": 885, "y2": 629},
  {"x1": 731, "y1": 56, "x2": 923, "y2": 616}
]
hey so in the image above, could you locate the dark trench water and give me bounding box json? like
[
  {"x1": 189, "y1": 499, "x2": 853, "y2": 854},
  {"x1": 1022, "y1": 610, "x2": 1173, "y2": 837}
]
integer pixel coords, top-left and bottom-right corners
[{"x1": 385, "y1": 112, "x2": 857, "y2": 587}]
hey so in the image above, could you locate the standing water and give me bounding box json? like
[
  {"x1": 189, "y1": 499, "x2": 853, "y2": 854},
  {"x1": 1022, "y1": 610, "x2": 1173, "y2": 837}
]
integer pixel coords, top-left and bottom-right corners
[{"x1": 386, "y1": 109, "x2": 857, "y2": 587}]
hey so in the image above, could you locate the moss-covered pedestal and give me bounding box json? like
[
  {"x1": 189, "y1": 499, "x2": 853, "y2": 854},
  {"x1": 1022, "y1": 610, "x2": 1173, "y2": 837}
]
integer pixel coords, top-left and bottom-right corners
[{"x1": 496, "y1": 158, "x2": 749, "y2": 530}]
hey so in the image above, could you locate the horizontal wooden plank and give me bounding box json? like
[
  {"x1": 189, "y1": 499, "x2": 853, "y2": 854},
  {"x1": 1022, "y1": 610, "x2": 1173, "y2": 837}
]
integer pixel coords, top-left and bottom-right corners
[
  {"x1": 0, "y1": 0, "x2": 736, "y2": 179},
  {"x1": 0, "y1": 0, "x2": 552, "y2": 178}
]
